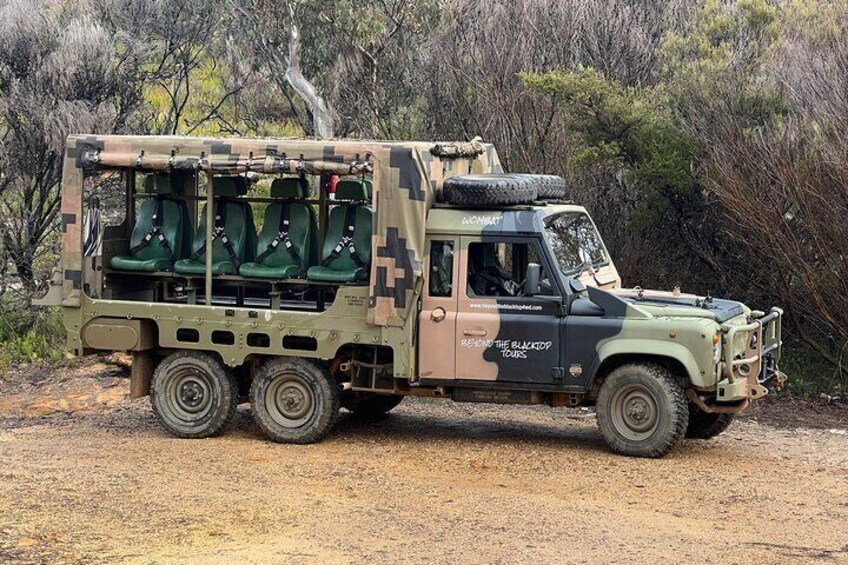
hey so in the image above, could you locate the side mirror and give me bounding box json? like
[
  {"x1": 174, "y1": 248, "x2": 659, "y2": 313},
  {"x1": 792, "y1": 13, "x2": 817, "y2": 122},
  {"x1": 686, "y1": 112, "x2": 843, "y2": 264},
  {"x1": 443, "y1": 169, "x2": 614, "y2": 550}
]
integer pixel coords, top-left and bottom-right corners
[
  {"x1": 524, "y1": 262, "x2": 541, "y2": 296},
  {"x1": 569, "y1": 278, "x2": 586, "y2": 293}
]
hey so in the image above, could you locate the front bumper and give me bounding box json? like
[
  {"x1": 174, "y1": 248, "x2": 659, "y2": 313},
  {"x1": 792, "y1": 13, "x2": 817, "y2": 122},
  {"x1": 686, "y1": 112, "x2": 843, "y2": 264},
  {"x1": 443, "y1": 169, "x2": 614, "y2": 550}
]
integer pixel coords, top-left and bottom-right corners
[{"x1": 716, "y1": 307, "x2": 784, "y2": 403}]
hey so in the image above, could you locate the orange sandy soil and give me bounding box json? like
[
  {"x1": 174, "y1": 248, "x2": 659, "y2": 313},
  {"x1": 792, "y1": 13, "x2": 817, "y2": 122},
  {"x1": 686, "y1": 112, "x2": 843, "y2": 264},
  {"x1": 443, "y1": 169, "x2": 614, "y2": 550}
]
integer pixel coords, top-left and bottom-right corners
[{"x1": 1, "y1": 358, "x2": 847, "y2": 564}]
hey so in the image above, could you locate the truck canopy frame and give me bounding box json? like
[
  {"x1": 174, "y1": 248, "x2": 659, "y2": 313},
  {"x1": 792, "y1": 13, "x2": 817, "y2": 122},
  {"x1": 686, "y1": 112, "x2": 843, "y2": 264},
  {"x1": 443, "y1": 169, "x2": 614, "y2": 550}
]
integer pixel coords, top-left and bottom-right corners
[{"x1": 59, "y1": 135, "x2": 503, "y2": 326}]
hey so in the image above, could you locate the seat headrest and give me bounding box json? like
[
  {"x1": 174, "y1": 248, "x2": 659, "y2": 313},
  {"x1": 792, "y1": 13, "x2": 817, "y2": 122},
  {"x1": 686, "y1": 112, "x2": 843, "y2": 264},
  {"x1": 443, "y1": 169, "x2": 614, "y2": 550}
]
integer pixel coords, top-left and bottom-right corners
[
  {"x1": 271, "y1": 177, "x2": 308, "y2": 199},
  {"x1": 212, "y1": 176, "x2": 249, "y2": 197},
  {"x1": 336, "y1": 179, "x2": 371, "y2": 201},
  {"x1": 143, "y1": 173, "x2": 184, "y2": 195}
]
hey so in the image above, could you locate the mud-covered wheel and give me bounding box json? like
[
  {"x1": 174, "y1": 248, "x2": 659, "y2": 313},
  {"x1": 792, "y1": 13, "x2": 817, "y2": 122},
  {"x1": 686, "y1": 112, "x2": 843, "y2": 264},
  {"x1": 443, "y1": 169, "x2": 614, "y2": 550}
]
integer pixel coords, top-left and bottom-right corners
[
  {"x1": 442, "y1": 174, "x2": 538, "y2": 207},
  {"x1": 342, "y1": 392, "x2": 404, "y2": 419},
  {"x1": 150, "y1": 350, "x2": 238, "y2": 439},
  {"x1": 596, "y1": 363, "x2": 688, "y2": 458},
  {"x1": 685, "y1": 405, "x2": 734, "y2": 439},
  {"x1": 250, "y1": 357, "x2": 340, "y2": 444}
]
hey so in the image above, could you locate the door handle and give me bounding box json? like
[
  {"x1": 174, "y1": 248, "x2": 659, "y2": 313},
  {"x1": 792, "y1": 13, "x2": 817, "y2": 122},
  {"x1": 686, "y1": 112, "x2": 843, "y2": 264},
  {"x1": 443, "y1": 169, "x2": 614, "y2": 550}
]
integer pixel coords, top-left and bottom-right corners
[
  {"x1": 431, "y1": 307, "x2": 446, "y2": 322},
  {"x1": 463, "y1": 329, "x2": 487, "y2": 337}
]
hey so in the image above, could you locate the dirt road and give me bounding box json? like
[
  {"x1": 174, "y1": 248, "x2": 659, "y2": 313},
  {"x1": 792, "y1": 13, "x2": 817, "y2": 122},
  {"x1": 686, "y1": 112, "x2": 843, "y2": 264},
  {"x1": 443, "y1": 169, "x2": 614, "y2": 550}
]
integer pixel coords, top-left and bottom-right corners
[{"x1": 1, "y1": 360, "x2": 847, "y2": 564}]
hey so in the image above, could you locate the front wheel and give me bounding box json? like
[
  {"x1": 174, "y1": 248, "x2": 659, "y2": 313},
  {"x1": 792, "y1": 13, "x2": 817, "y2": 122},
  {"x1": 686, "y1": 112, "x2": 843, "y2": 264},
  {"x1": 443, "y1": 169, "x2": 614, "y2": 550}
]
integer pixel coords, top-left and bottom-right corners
[
  {"x1": 596, "y1": 363, "x2": 689, "y2": 458},
  {"x1": 250, "y1": 357, "x2": 340, "y2": 444}
]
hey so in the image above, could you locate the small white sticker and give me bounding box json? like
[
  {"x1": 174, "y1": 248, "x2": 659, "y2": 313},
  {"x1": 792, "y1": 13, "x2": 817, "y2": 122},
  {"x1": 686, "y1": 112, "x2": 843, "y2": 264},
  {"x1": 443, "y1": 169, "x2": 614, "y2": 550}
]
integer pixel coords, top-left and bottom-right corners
[{"x1": 461, "y1": 215, "x2": 502, "y2": 226}]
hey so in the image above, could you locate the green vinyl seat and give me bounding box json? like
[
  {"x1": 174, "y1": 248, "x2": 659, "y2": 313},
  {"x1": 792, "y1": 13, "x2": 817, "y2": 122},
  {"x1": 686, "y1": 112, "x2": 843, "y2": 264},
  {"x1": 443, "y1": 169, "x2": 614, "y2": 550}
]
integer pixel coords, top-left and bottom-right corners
[
  {"x1": 110, "y1": 173, "x2": 192, "y2": 272},
  {"x1": 307, "y1": 179, "x2": 373, "y2": 283},
  {"x1": 174, "y1": 177, "x2": 257, "y2": 276},
  {"x1": 240, "y1": 177, "x2": 318, "y2": 279}
]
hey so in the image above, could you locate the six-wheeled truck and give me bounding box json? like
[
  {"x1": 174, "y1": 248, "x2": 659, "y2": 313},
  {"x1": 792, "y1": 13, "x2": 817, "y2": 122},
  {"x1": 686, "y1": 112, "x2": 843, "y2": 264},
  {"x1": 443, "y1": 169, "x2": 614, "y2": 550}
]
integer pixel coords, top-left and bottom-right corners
[{"x1": 35, "y1": 134, "x2": 784, "y2": 457}]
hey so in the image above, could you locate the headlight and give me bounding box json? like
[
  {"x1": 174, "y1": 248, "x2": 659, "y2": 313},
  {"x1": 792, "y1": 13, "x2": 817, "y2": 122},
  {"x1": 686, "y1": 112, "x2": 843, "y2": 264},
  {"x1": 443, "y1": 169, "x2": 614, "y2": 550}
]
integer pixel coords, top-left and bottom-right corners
[{"x1": 712, "y1": 333, "x2": 722, "y2": 365}]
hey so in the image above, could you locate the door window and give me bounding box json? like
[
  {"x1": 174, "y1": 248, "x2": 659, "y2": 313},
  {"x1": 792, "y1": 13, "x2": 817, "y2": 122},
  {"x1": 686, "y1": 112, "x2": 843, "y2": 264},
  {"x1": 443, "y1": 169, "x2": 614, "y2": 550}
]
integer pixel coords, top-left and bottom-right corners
[{"x1": 466, "y1": 241, "x2": 553, "y2": 297}]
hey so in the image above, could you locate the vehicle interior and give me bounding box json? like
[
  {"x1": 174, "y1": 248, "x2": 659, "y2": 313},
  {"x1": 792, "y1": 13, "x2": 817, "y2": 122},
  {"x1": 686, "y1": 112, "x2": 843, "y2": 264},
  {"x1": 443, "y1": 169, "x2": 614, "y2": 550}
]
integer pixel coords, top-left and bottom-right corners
[
  {"x1": 466, "y1": 241, "x2": 554, "y2": 298},
  {"x1": 86, "y1": 169, "x2": 374, "y2": 311}
]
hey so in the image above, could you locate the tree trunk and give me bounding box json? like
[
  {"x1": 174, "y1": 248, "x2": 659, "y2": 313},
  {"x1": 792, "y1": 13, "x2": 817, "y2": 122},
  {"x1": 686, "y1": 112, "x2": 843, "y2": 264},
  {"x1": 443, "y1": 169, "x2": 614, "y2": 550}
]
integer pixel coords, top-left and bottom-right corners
[{"x1": 285, "y1": 4, "x2": 334, "y2": 139}]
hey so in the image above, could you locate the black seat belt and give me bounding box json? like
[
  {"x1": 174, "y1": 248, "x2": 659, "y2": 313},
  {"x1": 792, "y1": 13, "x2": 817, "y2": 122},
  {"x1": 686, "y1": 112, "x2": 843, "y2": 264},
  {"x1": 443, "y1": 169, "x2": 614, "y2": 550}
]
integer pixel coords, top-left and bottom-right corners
[
  {"x1": 129, "y1": 197, "x2": 177, "y2": 264},
  {"x1": 322, "y1": 205, "x2": 366, "y2": 268},
  {"x1": 255, "y1": 204, "x2": 302, "y2": 268},
  {"x1": 190, "y1": 198, "x2": 241, "y2": 269}
]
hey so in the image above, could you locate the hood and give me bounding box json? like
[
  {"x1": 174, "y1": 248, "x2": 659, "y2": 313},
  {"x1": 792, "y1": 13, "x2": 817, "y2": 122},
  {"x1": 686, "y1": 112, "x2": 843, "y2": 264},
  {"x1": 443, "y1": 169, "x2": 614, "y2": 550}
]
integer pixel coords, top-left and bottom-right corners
[{"x1": 611, "y1": 289, "x2": 746, "y2": 323}]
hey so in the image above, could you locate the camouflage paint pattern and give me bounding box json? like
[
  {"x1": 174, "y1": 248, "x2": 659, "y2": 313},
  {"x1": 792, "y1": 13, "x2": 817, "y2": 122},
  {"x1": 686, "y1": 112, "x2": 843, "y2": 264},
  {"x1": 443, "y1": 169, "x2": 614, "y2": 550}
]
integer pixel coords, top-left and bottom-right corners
[
  {"x1": 422, "y1": 206, "x2": 746, "y2": 390},
  {"x1": 77, "y1": 286, "x2": 416, "y2": 376},
  {"x1": 53, "y1": 134, "x2": 778, "y2": 404},
  {"x1": 59, "y1": 134, "x2": 503, "y2": 328}
]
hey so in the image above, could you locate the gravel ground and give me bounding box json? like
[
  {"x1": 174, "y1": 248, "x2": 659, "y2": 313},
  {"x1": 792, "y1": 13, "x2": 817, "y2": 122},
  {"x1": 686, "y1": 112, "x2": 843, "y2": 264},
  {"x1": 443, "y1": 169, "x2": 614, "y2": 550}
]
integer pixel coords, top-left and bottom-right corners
[{"x1": 1, "y1": 359, "x2": 847, "y2": 564}]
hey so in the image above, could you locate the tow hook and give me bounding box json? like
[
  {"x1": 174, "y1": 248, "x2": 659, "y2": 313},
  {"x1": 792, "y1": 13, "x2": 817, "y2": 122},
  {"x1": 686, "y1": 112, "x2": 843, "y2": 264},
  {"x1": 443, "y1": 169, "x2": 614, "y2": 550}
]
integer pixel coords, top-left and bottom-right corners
[{"x1": 749, "y1": 384, "x2": 768, "y2": 399}]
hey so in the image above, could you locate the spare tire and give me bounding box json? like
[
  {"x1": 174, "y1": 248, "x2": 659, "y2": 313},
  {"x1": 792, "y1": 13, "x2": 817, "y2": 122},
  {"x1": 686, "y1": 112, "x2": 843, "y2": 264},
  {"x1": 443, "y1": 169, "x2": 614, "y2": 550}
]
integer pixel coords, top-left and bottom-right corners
[
  {"x1": 442, "y1": 174, "x2": 538, "y2": 207},
  {"x1": 506, "y1": 174, "x2": 567, "y2": 199},
  {"x1": 528, "y1": 174, "x2": 567, "y2": 199}
]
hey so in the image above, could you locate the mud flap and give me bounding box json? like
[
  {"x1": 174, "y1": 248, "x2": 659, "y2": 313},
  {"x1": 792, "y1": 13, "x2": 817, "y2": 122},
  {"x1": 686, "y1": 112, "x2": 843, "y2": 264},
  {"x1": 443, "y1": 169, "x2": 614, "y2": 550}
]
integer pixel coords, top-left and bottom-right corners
[{"x1": 130, "y1": 351, "x2": 156, "y2": 399}]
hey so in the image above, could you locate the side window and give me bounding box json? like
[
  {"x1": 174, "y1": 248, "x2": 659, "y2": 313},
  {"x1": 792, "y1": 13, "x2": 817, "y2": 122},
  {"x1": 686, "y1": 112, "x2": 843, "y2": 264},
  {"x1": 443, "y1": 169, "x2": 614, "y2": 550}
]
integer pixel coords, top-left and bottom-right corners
[
  {"x1": 429, "y1": 240, "x2": 454, "y2": 297},
  {"x1": 467, "y1": 241, "x2": 553, "y2": 297}
]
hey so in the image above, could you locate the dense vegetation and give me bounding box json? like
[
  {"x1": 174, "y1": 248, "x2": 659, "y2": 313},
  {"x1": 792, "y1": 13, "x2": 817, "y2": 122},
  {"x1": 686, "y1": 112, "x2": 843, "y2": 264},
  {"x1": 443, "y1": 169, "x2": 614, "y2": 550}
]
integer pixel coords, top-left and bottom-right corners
[{"x1": 0, "y1": 0, "x2": 845, "y2": 397}]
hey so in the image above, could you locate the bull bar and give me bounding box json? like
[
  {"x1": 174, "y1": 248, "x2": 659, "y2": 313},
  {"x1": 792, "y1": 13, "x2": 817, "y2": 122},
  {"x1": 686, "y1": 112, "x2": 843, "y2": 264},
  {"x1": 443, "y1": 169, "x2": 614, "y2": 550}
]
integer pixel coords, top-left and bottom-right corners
[{"x1": 720, "y1": 307, "x2": 783, "y2": 384}]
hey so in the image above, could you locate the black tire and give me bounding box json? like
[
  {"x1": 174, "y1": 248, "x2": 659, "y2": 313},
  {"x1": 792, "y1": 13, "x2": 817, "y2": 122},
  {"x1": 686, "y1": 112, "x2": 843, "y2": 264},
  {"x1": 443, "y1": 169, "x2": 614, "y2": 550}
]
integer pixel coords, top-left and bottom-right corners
[
  {"x1": 150, "y1": 350, "x2": 238, "y2": 439},
  {"x1": 596, "y1": 363, "x2": 689, "y2": 458},
  {"x1": 442, "y1": 174, "x2": 538, "y2": 207},
  {"x1": 513, "y1": 174, "x2": 567, "y2": 199},
  {"x1": 685, "y1": 404, "x2": 734, "y2": 439},
  {"x1": 342, "y1": 392, "x2": 404, "y2": 420},
  {"x1": 250, "y1": 357, "x2": 340, "y2": 444}
]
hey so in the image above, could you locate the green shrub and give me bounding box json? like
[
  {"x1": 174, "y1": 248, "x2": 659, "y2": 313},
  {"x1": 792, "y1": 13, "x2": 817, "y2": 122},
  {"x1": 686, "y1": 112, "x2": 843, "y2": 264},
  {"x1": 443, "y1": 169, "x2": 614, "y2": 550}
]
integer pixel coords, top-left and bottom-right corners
[
  {"x1": 0, "y1": 306, "x2": 66, "y2": 373},
  {"x1": 779, "y1": 339, "x2": 847, "y2": 400}
]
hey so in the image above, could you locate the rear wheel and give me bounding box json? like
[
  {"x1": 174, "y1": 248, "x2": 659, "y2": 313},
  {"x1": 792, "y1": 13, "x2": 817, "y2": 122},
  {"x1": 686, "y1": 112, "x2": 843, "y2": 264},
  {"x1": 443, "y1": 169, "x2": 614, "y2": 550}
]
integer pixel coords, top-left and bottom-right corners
[
  {"x1": 596, "y1": 363, "x2": 688, "y2": 458},
  {"x1": 342, "y1": 392, "x2": 404, "y2": 420},
  {"x1": 250, "y1": 357, "x2": 340, "y2": 444},
  {"x1": 150, "y1": 351, "x2": 238, "y2": 439},
  {"x1": 685, "y1": 404, "x2": 735, "y2": 439}
]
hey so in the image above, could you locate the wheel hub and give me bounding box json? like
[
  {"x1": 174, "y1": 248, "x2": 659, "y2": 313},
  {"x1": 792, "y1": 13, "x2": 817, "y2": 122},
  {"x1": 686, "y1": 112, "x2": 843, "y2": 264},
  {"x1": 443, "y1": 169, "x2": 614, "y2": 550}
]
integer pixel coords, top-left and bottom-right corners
[
  {"x1": 180, "y1": 382, "x2": 205, "y2": 408},
  {"x1": 266, "y1": 376, "x2": 315, "y2": 427},
  {"x1": 611, "y1": 385, "x2": 659, "y2": 439},
  {"x1": 626, "y1": 397, "x2": 649, "y2": 421},
  {"x1": 164, "y1": 367, "x2": 215, "y2": 421},
  {"x1": 281, "y1": 387, "x2": 306, "y2": 416}
]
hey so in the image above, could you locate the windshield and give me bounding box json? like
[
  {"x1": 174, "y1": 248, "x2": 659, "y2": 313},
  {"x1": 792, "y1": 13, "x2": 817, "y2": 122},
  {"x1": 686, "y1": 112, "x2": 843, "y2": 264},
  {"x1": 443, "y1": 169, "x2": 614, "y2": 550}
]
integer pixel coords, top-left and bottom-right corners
[{"x1": 543, "y1": 212, "x2": 609, "y2": 276}]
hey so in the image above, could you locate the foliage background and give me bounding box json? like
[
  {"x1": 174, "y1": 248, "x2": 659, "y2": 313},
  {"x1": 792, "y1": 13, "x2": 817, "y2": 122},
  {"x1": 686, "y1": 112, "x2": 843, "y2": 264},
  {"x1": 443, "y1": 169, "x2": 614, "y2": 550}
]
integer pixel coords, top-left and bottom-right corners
[{"x1": 0, "y1": 0, "x2": 845, "y2": 397}]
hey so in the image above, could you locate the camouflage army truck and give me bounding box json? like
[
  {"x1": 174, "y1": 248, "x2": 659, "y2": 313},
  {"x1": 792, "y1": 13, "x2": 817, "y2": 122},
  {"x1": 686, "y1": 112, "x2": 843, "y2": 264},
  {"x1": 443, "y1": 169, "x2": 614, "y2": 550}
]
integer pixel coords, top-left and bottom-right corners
[{"x1": 36, "y1": 134, "x2": 783, "y2": 457}]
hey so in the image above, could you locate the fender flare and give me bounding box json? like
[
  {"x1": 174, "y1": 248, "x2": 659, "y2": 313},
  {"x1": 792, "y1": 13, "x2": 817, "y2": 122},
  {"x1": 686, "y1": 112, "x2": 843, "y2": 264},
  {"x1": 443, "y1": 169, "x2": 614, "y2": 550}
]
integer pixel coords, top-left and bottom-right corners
[{"x1": 590, "y1": 339, "x2": 708, "y2": 389}]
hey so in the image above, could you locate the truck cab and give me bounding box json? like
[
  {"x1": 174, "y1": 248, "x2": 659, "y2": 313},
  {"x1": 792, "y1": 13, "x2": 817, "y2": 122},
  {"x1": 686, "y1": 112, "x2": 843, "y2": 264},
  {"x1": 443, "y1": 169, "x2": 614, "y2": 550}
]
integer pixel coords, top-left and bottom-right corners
[{"x1": 418, "y1": 204, "x2": 782, "y2": 430}]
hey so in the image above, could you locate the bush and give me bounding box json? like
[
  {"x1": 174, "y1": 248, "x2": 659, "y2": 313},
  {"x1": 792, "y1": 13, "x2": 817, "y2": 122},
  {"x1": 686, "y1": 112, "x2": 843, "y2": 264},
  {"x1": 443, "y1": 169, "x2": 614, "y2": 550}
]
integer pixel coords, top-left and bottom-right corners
[
  {"x1": 780, "y1": 340, "x2": 848, "y2": 400},
  {"x1": 0, "y1": 306, "x2": 65, "y2": 373}
]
